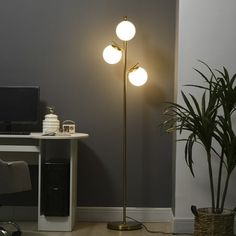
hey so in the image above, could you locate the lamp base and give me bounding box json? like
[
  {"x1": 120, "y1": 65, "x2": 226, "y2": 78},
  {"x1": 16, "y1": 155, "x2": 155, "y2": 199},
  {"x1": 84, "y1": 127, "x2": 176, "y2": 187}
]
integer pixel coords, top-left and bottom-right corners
[{"x1": 107, "y1": 221, "x2": 142, "y2": 231}]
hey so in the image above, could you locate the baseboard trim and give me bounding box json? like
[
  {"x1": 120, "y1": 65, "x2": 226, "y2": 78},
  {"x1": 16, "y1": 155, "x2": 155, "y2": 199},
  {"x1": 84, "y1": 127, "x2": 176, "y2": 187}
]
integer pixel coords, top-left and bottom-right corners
[
  {"x1": 76, "y1": 207, "x2": 173, "y2": 222},
  {"x1": 1, "y1": 207, "x2": 235, "y2": 234},
  {"x1": 1, "y1": 207, "x2": 235, "y2": 233},
  {"x1": 173, "y1": 218, "x2": 194, "y2": 233},
  {"x1": 0, "y1": 206, "x2": 173, "y2": 223}
]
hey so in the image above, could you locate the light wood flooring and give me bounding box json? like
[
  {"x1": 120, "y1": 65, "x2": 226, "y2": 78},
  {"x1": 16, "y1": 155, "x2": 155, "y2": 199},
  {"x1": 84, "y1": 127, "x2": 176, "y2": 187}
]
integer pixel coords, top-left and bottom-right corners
[{"x1": 15, "y1": 222, "x2": 192, "y2": 236}]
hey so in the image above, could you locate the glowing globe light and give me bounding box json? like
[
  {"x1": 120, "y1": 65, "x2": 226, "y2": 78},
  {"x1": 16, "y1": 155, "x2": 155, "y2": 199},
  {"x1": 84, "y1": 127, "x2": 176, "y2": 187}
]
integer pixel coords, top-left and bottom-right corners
[
  {"x1": 128, "y1": 67, "x2": 148, "y2": 86},
  {"x1": 103, "y1": 45, "x2": 122, "y2": 64},
  {"x1": 116, "y1": 20, "x2": 136, "y2": 41}
]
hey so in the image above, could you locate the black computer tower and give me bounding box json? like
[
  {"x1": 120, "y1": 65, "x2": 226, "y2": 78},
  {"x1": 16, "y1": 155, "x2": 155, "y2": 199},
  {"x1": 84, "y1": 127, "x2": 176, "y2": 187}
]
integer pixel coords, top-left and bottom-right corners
[{"x1": 41, "y1": 159, "x2": 70, "y2": 216}]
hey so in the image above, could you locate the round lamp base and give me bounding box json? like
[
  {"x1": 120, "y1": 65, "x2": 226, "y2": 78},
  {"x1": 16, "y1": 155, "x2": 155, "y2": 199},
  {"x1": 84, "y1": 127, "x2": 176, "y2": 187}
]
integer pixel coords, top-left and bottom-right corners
[{"x1": 107, "y1": 221, "x2": 142, "y2": 231}]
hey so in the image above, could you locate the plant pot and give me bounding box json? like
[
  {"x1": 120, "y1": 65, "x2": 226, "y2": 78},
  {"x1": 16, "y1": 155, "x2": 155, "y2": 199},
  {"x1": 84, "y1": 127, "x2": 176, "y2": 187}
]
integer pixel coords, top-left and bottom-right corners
[{"x1": 192, "y1": 207, "x2": 235, "y2": 236}]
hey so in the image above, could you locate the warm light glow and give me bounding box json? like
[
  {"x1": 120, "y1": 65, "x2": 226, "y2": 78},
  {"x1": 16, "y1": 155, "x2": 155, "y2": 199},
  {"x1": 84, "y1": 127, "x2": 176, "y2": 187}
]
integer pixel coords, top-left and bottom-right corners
[
  {"x1": 116, "y1": 20, "x2": 136, "y2": 41},
  {"x1": 128, "y1": 67, "x2": 148, "y2": 86},
  {"x1": 103, "y1": 45, "x2": 122, "y2": 64}
]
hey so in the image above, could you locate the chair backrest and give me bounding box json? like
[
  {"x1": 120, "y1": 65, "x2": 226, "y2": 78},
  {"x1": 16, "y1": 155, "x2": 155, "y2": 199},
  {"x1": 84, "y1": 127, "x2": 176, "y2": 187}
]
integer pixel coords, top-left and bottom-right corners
[{"x1": 0, "y1": 159, "x2": 31, "y2": 194}]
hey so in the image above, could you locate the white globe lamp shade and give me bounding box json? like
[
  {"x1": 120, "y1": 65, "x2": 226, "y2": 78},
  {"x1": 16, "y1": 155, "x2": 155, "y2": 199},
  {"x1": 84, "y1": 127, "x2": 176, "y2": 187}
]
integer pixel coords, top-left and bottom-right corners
[
  {"x1": 116, "y1": 20, "x2": 136, "y2": 41},
  {"x1": 128, "y1": 67, "x2": 148, "y2": 86},
  {"x1": 103, "y1": 45, "x2": 122, "y2": 64}
]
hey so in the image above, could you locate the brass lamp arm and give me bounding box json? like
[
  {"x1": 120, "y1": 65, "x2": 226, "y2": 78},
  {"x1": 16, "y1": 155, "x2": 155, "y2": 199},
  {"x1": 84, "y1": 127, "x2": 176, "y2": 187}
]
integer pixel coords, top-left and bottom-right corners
[
  {"x1": 128, "y1": 63, "x2": 140, "y2": 72},
  {"x1": 111, "y1": 41, "x2": 123, "y2": 51}
]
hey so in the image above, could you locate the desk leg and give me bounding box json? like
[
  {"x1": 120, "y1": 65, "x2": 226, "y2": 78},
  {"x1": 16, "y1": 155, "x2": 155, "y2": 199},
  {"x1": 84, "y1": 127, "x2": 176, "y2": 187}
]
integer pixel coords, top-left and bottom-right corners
[
  {"x1": 37, "y1": 140, "x2": 42, "y2": 226},
  {"x1": 70, "y1": 139, "x2": 78, "y2": 229}
]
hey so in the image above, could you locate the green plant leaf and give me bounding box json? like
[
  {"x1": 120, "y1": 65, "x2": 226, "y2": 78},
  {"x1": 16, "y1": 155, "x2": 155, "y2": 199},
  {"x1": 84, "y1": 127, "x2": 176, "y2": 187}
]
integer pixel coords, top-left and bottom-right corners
[{"x1": 161, "y1": 61, "x2": 236, "y2": 210}]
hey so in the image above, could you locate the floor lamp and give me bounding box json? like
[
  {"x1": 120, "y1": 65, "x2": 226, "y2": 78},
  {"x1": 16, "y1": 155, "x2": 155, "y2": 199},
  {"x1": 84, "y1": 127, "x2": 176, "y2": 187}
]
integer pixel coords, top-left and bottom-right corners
[{"x1": 103, "y1": 16, "x2": 148, "y2": 231}]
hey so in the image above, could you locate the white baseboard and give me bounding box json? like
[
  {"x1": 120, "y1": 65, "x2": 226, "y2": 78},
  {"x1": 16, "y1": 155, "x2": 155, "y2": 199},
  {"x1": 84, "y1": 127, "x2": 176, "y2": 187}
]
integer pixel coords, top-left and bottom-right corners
[
  {"x1": 76, "y1": 207, "x2": 173, "y2": 222},
  {"x1": 2, "y1": 207, "x2": 235, "y2": 234},
  {"x1": 173, "y1": 218, "x2": 194, "y2": 233},
  {"x1": 0, "y1": 206, "x2": 173, "y2": 223}
]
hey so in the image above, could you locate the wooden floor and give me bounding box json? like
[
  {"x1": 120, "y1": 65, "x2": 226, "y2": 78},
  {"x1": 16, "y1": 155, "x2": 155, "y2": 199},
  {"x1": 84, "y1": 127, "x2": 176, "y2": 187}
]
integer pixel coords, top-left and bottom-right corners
[{"x1": 15, "y1": 222, "x2": 192, "y2": 236}]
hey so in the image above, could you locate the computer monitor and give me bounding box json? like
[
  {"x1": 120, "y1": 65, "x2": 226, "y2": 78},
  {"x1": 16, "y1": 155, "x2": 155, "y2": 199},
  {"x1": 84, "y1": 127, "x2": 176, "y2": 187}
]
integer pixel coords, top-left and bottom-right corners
[{"x1": 0, "y1": 86, "x2": 40, "y2": 132}]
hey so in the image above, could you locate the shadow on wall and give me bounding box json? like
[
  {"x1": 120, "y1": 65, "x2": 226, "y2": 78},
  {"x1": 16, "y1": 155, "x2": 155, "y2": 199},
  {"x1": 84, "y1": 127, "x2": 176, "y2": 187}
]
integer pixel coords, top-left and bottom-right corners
[
  {"x1": 137, "y1": 32, "x2": 174, "y2": 206},
  {"x1": 143, "y1": 80, "x2": 166, "y2": 108},
  {"x1": 77, "y1": 142, "x2": 114, "y2": 206},
  {"x1": 141, "y1": 32, "x2": 174, "y2": 106}
]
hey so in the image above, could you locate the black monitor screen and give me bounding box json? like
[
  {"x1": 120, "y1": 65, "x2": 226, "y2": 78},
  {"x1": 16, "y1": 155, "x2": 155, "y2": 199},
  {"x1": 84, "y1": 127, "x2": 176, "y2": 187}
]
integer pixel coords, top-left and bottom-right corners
[{"x1": 0, "y1": 86, "x2": 40, "y2": 124}]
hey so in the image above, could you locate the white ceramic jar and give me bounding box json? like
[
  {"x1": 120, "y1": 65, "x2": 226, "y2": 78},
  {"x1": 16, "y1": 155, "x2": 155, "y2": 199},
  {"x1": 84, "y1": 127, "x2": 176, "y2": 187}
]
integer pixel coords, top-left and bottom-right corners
[{"x1": 42, "y1": 113, "x2": 60, "y2": 134}]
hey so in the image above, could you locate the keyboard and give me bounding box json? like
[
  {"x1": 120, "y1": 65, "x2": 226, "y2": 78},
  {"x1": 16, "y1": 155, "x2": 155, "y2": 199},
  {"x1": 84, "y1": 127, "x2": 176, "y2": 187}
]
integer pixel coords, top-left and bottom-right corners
[{"x1": 0, "y1": 131, "x2": 31, "y2": 135}]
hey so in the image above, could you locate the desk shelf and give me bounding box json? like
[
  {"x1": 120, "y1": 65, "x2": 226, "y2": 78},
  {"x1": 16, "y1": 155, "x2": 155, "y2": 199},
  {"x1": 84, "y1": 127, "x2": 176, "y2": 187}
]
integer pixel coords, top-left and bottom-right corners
[
  {"x1": 0, "y1": 132, "x2": 88, "y2": 232},
  {"x1": 0, "y1": 145, "x2": 40, "y2": 152}
]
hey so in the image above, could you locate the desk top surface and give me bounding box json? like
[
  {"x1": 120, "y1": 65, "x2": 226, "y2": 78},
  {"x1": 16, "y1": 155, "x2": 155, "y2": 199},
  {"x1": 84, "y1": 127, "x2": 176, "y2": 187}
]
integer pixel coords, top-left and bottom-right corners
[{"x1": 0, "y1": 132, "x2": 89, "y2": 140}]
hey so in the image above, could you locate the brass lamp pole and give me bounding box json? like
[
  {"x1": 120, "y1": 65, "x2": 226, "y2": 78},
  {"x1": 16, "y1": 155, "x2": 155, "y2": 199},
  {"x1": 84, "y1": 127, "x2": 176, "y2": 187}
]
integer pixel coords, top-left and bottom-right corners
[{"x1": 103, "y1": 16, "x2": 148, "y2": 231}]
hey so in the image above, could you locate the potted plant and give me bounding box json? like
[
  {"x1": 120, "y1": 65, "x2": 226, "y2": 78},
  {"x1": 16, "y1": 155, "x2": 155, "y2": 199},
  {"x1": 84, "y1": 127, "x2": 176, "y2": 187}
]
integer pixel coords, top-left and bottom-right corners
[{"x1": 162, "y1": 61, "x2": 236, "y2": 236}]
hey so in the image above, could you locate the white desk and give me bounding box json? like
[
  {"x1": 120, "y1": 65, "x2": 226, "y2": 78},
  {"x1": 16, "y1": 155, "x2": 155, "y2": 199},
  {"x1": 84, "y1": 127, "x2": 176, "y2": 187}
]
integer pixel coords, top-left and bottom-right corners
[{"x1": 0, "y1": 132, "x2": 89, "y2": 232}]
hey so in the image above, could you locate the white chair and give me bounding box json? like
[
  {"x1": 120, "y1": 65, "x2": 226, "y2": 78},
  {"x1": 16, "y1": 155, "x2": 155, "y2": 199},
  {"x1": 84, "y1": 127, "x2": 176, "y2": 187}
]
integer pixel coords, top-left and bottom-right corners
[{"x1": 0, "y1": 159, "x2": 32, "y2": 236}]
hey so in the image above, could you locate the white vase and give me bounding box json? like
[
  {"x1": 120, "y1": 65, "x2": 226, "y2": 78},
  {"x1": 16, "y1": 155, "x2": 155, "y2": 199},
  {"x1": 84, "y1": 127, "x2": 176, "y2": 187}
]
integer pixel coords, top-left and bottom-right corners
[{"x1": 42, "y1": 113, "x2": 60, "y2": 134}]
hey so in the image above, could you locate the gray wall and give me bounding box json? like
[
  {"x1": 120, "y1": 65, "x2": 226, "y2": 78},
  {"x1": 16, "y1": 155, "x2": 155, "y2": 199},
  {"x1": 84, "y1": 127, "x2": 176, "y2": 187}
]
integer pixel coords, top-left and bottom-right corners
[{"x1": 0, "y1": 0, "x2": 176, "y2": 207}]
